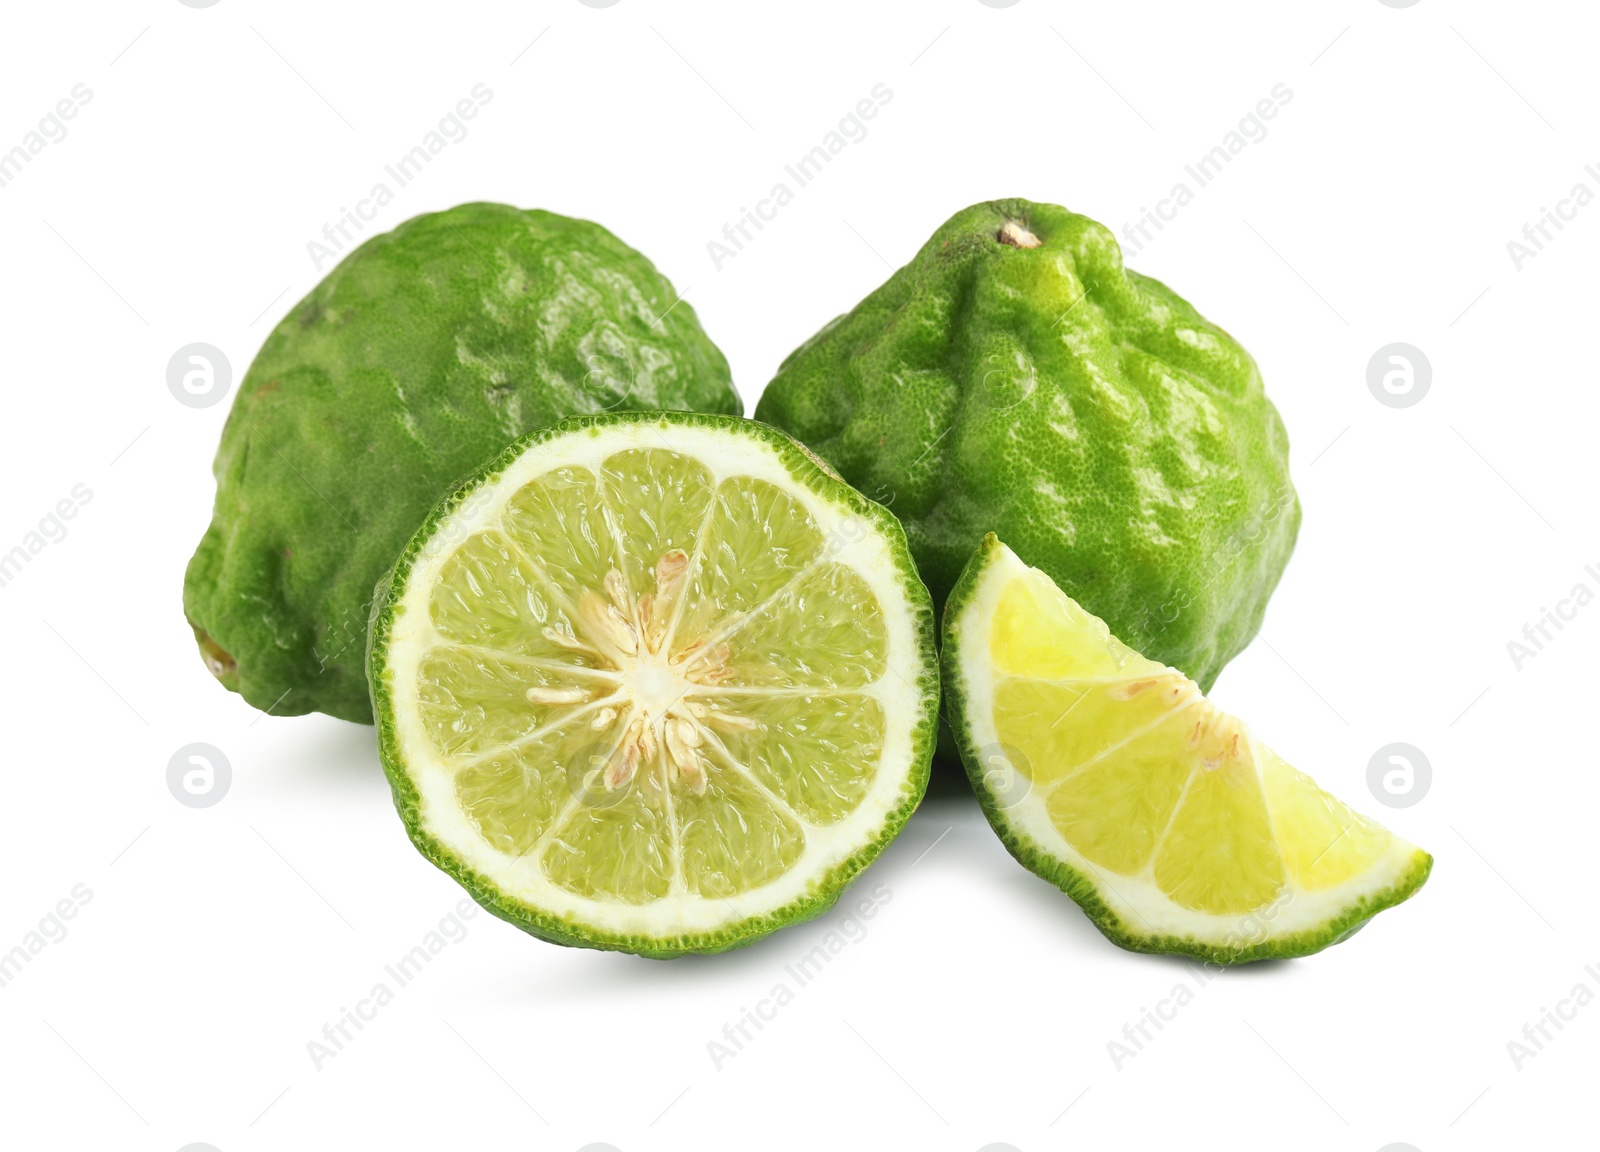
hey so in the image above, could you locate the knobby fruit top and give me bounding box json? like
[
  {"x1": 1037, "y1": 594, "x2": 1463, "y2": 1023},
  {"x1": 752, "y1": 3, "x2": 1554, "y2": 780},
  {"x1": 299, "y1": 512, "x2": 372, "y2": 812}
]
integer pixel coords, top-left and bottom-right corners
[
  {"x1": 184, "y1": 202, "x2": 740, "y2": 723},
  {"x1": 943, "y1": 535, "x2": 1430, "y2": 963},
  {"x1": 756, "y1": 197, "x2": 1299, "y2": 691}
]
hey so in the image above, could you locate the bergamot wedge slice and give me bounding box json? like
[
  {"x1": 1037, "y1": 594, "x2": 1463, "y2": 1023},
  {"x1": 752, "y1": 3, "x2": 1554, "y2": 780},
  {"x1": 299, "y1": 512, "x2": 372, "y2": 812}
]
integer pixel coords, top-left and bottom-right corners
[
  {"x1": 369, "y1": 412, "x2": 938, "y2": 956},
  {"x1": 943, "y1": 535, "x2": 1430, "y2": 963}
]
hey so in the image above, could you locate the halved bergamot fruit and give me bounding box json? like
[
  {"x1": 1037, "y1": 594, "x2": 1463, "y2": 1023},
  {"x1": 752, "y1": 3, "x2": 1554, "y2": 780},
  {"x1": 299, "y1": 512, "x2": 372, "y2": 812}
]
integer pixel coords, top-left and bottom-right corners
[
  {"x1": 943, "y1": 535, "x2": 1431, "y2": 963},
  {"x1": 369, "y1": 412, "x2": 938, "y2": 956}
]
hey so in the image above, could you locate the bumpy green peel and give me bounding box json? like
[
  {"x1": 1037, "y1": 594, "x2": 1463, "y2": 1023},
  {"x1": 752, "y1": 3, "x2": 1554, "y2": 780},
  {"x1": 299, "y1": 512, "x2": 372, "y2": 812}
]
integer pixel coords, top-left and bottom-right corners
[
  {"x1": 184, "y1": 203, "x2": 739, "y2": 722},
  {"x1": 757, "y1": 198, "x2": 1299, "y2": 691}
]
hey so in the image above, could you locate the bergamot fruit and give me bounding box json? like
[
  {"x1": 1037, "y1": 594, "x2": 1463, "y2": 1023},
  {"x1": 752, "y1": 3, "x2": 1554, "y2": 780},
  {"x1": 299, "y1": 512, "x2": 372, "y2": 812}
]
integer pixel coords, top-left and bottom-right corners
[
  {"x1": 184, "y1": 202, "x2": 740, "y2": 723},
  {"x1": 756, "y1": 197, "x2": 1298, "y2": 691},
  {"x1": 943, "y1": 535, "x2": 1430, "y2": 963},
  {"x1": 367, "y1": 411, "x2": 938, "y2": 956}
]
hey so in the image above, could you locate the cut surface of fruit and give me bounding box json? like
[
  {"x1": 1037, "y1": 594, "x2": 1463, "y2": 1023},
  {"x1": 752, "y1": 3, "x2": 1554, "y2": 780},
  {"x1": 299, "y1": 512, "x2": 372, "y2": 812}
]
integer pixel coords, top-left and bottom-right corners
[
  {"x1": 943, "y1": 535, "x2": 1430, "y2": 963},
  {"x1": 369, "y1": 412, "x2": 937, "y2": 956}
]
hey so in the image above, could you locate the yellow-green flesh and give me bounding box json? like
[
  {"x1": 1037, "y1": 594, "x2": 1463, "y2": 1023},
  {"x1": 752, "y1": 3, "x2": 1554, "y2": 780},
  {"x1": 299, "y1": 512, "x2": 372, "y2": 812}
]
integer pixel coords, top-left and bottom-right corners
[{"x1": 418, "y1": 448, "x2": 890, "y2": 905}]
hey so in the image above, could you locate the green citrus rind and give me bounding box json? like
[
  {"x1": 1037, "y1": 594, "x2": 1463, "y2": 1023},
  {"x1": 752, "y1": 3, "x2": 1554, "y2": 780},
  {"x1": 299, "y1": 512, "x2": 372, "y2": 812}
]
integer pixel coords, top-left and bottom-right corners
[
  {"x1": 942, "y1": 533, "x2": 1432, "y2": 965},
  {"x1": 368, "y1": 410, "x2": 939, "y2": 957},
  {"x1": 757, "y1": 197, "x2": 1301, "y2": 695},
  {"x1": 186, "y1": 202, "x2": 740, "y2": 724}
]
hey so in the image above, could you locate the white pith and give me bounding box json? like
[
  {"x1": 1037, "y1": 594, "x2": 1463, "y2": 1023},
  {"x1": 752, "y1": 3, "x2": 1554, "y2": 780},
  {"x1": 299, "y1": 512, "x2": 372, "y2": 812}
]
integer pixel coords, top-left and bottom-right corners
[
  {"x1": 954, "y1": 543, "x2": 1426, "y2": 950},
  {"x1": 383, "y1": 420, "x2": 928, "y2": 940}
]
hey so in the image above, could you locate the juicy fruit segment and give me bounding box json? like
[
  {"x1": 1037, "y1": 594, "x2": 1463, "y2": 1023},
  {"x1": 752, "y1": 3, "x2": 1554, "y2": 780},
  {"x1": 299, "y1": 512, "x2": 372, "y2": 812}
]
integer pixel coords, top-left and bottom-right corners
[
  {"x1": 1040, "y1": 696, "x2": 1195, "y2": 873},
  {"x1": 675, "y1": 768, "x2": 805, "y2": 900},
  {"x1": 948, "y1": 536, "x2": 1430, "y2": 962},
  {"x1": 988, "y1": 566, "x2": 1382, "y2": 906},
  {"x1": 990, "y1": 573, "x2": 1160, "y2": 682},
  {"x1": 1150, "y1": 728, "x2": 1284, "y2": 916},
  {"x1": 991, "y1": 677, "x2": 1192, "y2": 789},
  {"x1": 712, "y1": 693, "x2": 883, "y2": 823},
  {"x1": 372, "y1": 414, "x2": 937, "y2": 955},
  {"x1": 543, "y1": 775, "x2": 674, "y2": 904},
  {"x1": 1260, "y1": 746, "x2": 1392, "y2": 889},
  {"x1": 424, "y1": 461, "x2": 842, "y2": 898}
]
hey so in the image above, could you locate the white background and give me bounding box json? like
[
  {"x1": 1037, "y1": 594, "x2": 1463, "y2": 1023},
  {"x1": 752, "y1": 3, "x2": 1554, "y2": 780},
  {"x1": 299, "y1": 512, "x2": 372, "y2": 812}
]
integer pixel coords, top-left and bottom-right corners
[{"x1": 0, "y1": 2, "x2": 1592, "y2": 1149}]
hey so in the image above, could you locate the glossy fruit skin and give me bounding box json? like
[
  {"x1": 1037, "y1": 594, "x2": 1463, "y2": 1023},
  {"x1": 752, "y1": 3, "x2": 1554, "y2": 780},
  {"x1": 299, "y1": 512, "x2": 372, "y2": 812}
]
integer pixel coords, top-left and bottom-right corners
[
  {"x1": 184, "y1": 203, "x2": 740, "y2": 723},
  {"x1": 755, "y1": 198, "x2": 1298, "y2": 691}
]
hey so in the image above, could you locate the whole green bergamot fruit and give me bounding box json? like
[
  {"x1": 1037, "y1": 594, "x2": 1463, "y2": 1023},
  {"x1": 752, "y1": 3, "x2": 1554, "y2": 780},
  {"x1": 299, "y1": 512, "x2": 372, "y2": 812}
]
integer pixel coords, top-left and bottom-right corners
[
  {"x1": 185, "y1": 202, "x2": 740, "y2": 723},
  {"x1": 754, "y1": 197, "x2": 1298, "y2": 691}
]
